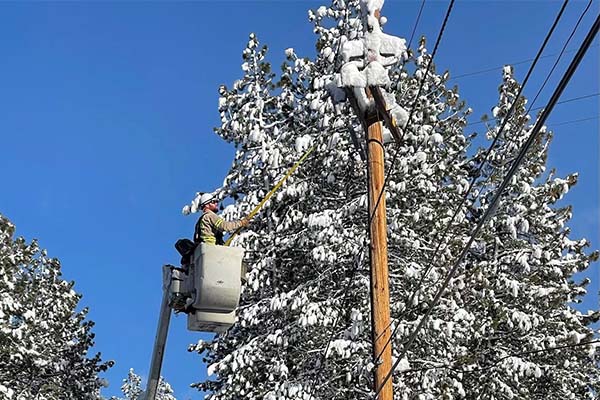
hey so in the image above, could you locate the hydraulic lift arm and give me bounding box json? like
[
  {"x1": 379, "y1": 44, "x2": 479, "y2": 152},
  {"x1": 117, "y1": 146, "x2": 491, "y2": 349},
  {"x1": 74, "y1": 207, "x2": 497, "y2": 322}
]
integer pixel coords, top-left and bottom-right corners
[{"x1": 144, "y1": 266, "x2": 173, "y2": 400}]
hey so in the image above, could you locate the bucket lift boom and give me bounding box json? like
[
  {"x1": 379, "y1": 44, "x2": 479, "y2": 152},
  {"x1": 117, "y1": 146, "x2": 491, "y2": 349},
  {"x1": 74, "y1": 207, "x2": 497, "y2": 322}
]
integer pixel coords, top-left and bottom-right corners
[{"x1": 143, "y1": 266, "x2": 174, "y2": 400}]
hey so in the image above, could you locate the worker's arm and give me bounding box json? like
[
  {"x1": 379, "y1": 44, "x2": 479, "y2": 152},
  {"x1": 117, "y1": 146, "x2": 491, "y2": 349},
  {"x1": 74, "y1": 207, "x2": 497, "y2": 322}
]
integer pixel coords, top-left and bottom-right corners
[
  {"x1": 204, "y1": 212, "x2": 247, "y2": 233},
  {"x1": 215, "y1": 216, "x2": 248, "y2": 233}
]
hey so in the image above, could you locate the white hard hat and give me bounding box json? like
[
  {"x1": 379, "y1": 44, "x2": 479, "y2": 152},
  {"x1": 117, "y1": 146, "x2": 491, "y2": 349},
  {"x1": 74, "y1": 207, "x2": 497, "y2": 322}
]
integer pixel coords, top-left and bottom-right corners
[{"x1": 199, "y1": 193, "x2": 216, "y2": 207}]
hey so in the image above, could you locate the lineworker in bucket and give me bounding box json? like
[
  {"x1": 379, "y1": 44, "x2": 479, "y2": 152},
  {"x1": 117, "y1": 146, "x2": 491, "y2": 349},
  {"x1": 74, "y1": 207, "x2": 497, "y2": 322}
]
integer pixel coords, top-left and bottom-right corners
[{"x1": 194, "y1": 193, "x2": 249, "y2": 246}]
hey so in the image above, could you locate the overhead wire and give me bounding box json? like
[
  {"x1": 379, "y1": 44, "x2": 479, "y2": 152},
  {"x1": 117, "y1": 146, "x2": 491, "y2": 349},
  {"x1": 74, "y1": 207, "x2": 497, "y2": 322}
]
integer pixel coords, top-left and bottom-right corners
[
  {"x1": 464, "y1": 0, "x2": 594, "y2": 130},
  {"x1": 370, "y1": 0, "x2": 572, "y2": 369},
  {"x1": 375, "y1": 11, "x2": 600, "y2": 397},
  {"x1": 524, "y1": 0, "x2": 594, "y2": 116},
  {"x1": 424, "y1": 0, "x2": 591, "y2": 291},
  {"x1": 380, "y1": 0, "x2": 597, "y2": 385},
  {"x1": 449, "y1": 43, "x2": 599, "y2": 81},
  {"x1": 421, "y1": 0, "x2": 594, "y2": 295},
  {"x1": 407, "y1": 0, "x2": 427, "y2": 50},
  {"x1": 529, "y1": 92, "x2": 598, "y2": 111},
  {"x1": 553, "y1": 115, "x2": 598, "y2": 126},
  {"x1": 465, "y1": 92, "x2": 599, "y2": 127},
  {"x1": 461, "y1": 0, "x2": 595, "y2": 138}
]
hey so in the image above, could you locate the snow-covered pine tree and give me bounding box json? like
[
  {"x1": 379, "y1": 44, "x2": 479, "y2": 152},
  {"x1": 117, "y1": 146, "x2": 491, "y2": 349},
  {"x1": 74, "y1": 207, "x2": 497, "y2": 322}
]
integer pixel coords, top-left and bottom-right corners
[
  {"x1": 109, "y1": 369, "x2": 176, "y2": 400},
  {"x1": 185, "y1": 1, "x2": 598, "y2": 399},
  {"x1": 449, "y1": 66, "x2": 600, "y2": 399},
  {"x1": 0, "y1": 214, "x2": 112, "y2": 399}
]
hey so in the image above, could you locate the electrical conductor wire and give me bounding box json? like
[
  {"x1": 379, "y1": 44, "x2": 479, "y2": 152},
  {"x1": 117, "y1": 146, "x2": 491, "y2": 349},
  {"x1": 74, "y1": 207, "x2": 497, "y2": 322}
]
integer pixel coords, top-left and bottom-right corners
[
  {"x1": 421, "y1": 0, "x2": 593, "y2": 305},
  {"x1": 371, "y1": 0, "x2": 571, "y2": 366},
  {"x1": 375, "y1": 12, "x2": 600, "y2": 397}
]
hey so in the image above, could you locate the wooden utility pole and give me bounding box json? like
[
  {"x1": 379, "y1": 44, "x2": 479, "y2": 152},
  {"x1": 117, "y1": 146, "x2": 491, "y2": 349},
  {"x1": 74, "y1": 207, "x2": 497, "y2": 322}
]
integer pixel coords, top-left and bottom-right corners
[
  {"x1": 337, "y1": 2, "x2": 401, "y2": 396},
  {"x1": 365, "y1": 105, "x2": 393, "y2": 399}
]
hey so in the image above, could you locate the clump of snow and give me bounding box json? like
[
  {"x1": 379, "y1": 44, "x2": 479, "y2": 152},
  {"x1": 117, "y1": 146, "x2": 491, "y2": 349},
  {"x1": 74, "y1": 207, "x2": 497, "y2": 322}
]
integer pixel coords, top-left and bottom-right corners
[
  {"x1": 429, "y1": 132, "x2": 443, "y2": 145},
  {"x1": 307, "y1": 210, "x2": 335, "y2": 228},
  {"x1": 342, "y1": 40, "x2": 364, "y2": 63},
  {"x1": 365, "y1": 61, "x2": 390, "y2": 86},
  {"x1": 396, "y1": 357, "x2": 410, "y2": 372},
  {"x1": 0, "y1": 384, "x2": 14, "y2": 399},
  {"x1": 295, "y1": 135, "x2": 313, "y2": 153},
  {"x1": 415, "y1": 151, "x2": 427, "y2": 163},
  {"x1": 316, "y1": 5, "x2": 328, "y2": 18},
  {"x1": 341, "y1": 63, "x2": 367, "y2": 88}
]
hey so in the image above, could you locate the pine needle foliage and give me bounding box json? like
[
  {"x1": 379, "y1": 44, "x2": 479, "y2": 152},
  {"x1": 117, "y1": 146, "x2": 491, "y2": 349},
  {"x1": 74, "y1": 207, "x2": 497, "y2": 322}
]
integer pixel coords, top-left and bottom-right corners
[
  {"x1": 108, "y1": 369, "x2": 176, "y2": 400},
  {"x1": 0, "y1": 214, "x2": 112, "y2": 399}
]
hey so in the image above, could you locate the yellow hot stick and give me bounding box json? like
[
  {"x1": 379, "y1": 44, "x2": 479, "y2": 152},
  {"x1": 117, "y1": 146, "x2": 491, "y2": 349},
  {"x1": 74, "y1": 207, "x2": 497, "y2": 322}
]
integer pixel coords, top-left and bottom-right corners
[{"x1": 224, "y1": 144, "x2": 315, "y2": 246}]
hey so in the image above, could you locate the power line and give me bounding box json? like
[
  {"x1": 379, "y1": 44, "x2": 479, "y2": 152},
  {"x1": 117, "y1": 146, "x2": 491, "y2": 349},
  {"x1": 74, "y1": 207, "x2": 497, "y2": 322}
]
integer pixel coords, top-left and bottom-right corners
[
  {"x1": 470, "y1": 115, "x2": 600, "y2": 130},
  {"x1": 461, "y1": 0, "x2": 594, "y2": 139},
  {"x1": 531, "y1": 92, "x2": 598, "y2": 110},
  {"x1": 375, "y1": 11, "x2": 600, "y2": 397},
  {"x1": 406, "y1": 0, "x2": 593, "y2": 342},
  {"x1": 449, "y1": 43, "x2": 599, "y2": 81},
  {"x1": 372, "y1": 0, "x2": 571, "y2": 374},
  {"x1": 465, "y1": 92, "x2": 599, "y2": 127},
  {"x1": 407, "y1": 0, "x2": 426, "y2": 50},
  {"x1": 552, "y1": 115, "x2": 599, "y2": 126},
  {"x1": 392, "y1": 0, "x2": 595, "y2": 366},
  {"x1": 525, "y1": 0, "x2": 594, "y2": 116}
]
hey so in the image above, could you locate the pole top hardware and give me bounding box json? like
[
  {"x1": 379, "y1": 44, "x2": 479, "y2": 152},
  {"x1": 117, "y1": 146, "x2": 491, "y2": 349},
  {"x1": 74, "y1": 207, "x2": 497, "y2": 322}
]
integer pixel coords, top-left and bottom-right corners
[{"x1": 327, "y1": 0, "x2": 410, "y2": 146}]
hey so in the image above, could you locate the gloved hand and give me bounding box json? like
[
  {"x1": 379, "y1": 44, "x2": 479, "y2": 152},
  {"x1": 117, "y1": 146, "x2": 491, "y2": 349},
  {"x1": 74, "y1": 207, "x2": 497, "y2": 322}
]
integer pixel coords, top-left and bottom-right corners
[{"x1": 240, "y1": 217, "x2": 250, "y2": 227}]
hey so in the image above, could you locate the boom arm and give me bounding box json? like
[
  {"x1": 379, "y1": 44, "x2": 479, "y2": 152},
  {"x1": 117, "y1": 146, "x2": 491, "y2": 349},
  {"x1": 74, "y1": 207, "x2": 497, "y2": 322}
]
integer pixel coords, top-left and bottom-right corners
[{"x1": 144, "y1": 266, "x2": 173, "y2": 400}]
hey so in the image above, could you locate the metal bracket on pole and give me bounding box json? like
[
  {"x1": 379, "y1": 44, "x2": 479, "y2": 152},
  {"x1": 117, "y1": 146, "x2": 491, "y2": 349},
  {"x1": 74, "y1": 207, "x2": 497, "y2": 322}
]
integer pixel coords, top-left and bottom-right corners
[{"x1": 144, "y1": 265, "x2": 174, "y2": 400}]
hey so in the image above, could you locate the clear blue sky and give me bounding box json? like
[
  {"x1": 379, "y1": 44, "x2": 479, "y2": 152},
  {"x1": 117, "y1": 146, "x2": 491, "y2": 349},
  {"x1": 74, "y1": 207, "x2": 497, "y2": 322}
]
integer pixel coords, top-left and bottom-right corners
[{"x1": 0, "y1": 1, "x2": 597, "y2": 398}]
